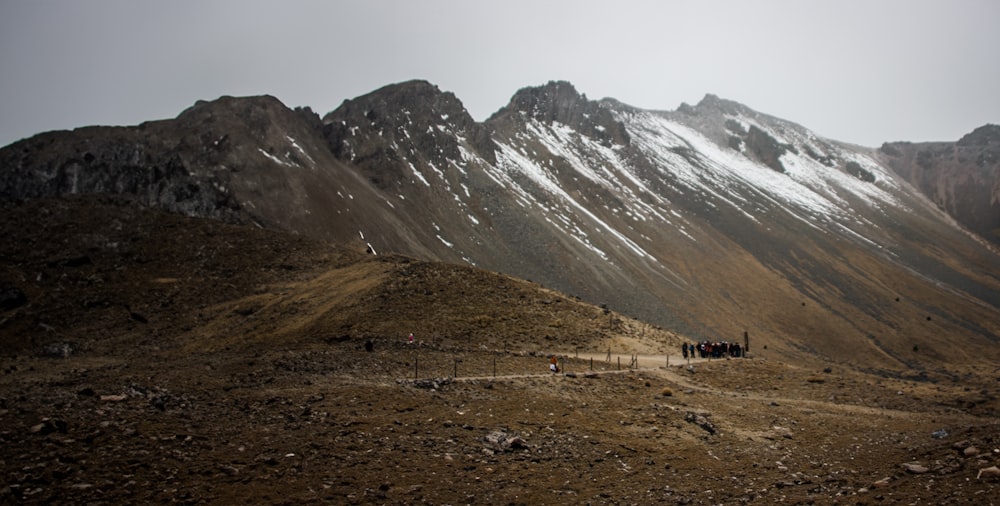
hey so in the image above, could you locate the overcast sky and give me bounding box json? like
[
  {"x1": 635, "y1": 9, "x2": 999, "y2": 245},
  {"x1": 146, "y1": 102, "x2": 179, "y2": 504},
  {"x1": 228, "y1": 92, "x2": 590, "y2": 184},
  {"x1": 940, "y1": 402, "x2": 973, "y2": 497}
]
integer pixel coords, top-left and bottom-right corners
[{"x1": 1, "y1": 0, "x2": 998, "y2": 148}]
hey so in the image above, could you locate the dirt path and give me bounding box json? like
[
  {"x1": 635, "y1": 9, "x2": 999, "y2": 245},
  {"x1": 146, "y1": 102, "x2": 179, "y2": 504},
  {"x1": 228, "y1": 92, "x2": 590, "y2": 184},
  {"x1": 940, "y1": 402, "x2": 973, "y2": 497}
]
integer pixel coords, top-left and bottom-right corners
[
  {"x1": 415, "y1": 352, "x2": 710, "y2": 383},
  {"x1": 406, "y1": 351, "x2": 928, "y2": 420},
  {"x1": 569, "y1": 352, "x2": 709, "y2": 369},
  {"x1": 564, "y1": 352, "x2": 925, "y2": 419}
]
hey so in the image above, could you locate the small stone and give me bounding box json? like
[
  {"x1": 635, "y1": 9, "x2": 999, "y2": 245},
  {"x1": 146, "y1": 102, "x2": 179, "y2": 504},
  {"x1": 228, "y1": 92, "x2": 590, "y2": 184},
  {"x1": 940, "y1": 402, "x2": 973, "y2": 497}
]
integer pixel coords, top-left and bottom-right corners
[
  {"x1": 29, "y1": 418, "x2": 67, "y2": 435},
  {"x1": 872, "y1": 477, "x2": 891, "y2": 488},
  {"x1": 902, "y1": 463, "x2": 928, "y2": 474},
  {"x1": 977, "y1": 466, "x2": 1000, "y2": 480},
  {"x1": 684, "y1": 412, "x2": 715, "y2": 434},
  {"x1": 963, "y1": 446, "x2": 980, "y2": 457}
]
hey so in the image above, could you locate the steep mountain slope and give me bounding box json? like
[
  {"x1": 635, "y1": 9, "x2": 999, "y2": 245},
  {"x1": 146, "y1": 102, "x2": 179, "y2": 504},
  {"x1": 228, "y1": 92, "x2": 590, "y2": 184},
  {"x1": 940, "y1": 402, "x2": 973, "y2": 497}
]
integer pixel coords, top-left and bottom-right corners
[
  {"x1": 473, "y1": 84, "x2": 1000, "y2": 370},
  {"x1": 0, "y1": 196, "x2": 666, "y2": 357},
  {"x1": 0, "y1": 96, "x2": 412, "y2": 252},
  {"x1": 1, "y1": 81, "x2": 998, "y2": 373},
  {"x1": 878, "y1": 124, "x2": 1000, "y2": 245}
]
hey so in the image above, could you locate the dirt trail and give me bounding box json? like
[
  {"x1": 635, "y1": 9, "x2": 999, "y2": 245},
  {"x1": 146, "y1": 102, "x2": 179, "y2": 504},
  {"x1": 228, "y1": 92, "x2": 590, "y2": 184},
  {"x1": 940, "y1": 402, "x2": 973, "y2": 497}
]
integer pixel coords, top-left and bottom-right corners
[
  {"x1": 421, "y1": 352, "x2": 709, "y2": 383},
  {"x1": 562, "y1": 352, "x2": 927, "y2": 420},
  {"x1": 571, "y1": 352, "x2": 709, "y2": 368}
]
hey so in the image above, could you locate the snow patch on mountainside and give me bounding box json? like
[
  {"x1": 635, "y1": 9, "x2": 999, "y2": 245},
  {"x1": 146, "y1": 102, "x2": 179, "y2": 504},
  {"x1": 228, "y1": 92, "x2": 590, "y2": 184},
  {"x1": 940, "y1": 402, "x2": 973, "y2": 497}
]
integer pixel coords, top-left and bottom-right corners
[
  {"x1": 491, "y1": 139, "x2": 656, "y2": 261},
  {"x1": 618, "y1": 110, "x2": 905, "y2": 247}
]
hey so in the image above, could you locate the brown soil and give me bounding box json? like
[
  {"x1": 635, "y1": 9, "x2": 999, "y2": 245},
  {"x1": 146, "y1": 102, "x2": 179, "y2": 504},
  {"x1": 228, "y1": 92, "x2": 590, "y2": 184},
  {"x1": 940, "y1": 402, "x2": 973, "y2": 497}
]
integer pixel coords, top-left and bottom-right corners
[{"x1": 1, "y1": 196, "x2": 998, "y2": 504}]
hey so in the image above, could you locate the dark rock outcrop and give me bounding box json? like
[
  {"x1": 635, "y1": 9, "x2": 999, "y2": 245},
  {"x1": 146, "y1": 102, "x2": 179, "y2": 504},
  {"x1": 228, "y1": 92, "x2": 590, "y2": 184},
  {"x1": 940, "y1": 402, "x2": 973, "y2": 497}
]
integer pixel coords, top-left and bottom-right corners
[
  {"x1": 322, "y1": 80, "x2": 497, "y2": 184},
  {"x1": 880, "y1": 124, "x2": 1000, "y2": 244},
  {"x1": 488, "y1": 80, "x2": 630, "y2": 147},
  {"x1": 0, "y1": 95, "x2": 322, "y2": 224}
]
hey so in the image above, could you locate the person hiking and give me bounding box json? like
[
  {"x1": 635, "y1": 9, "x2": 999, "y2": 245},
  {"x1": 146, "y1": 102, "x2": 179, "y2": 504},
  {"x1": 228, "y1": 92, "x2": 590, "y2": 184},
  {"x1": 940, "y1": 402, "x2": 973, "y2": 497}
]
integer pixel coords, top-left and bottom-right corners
[{"x1": 549, "y1": 355, "x2": 559, "y2": 373}]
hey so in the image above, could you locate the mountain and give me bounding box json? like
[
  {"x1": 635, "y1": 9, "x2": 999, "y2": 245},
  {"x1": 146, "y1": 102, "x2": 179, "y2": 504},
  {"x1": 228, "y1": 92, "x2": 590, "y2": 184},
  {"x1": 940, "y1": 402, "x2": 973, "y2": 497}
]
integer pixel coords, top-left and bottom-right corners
[
  {"x1": 2, "y1": 80, "x2": 999, "y2": 373},
  {"x1": 878, "y1": 124, "x2": 1000, "y2": 245}
]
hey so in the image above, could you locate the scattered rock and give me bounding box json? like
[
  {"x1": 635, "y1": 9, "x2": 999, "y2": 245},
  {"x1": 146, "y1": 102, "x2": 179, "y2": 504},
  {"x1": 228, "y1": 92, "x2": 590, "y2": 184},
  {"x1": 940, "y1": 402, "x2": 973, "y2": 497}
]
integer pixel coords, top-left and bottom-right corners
[
  {"x1": 963, "y1": 446, "x2": 980, "y2": 457},
  {"x1": 38, "y1": 342, "x2": 74, "y2": 358},
  {"x1": 483, "y1": 430, "x2": 528, "y2": 452},
  {"x1": 29, "y1": 418, "x2": 68, "y2": 435},
  {"x1": 684, "y1": 411, "x2": 716, "y2": 434},
  {"x1": 902, "y1": 463, "x2": 929, "y2": 474},
  {"x1": 100, "y1": 394, "x2": 128, "y2": 402},
  {"x1": 931, "y1": 429, "x2": 949, "y2": 439},
  {"x1": 872, "y1": 477, "x2": 891, "y2": 488},
  {"x1": 411, "y1": 378, "x2": 452, "y2": 390},
  {"x1": 769, "y1": 425, "x2": 794, "y2": 439},
  {"x1": 977, "y1": 466, "x2": 1000, "y2": 480}
]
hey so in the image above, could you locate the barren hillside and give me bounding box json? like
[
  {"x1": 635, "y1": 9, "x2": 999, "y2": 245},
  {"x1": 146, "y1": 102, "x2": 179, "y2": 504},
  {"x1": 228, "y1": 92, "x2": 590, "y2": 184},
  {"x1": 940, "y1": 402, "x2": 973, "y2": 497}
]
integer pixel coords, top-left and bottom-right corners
[{"x1": 1, "y1": 197, "x2": 998, "y2": 504}]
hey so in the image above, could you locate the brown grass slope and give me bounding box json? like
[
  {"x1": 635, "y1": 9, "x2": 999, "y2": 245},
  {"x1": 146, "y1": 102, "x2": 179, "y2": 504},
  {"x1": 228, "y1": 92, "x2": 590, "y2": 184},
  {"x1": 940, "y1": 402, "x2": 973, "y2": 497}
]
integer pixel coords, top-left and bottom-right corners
[{"x1": 0, "y1": 196, "x2": 679, "y2": 358}]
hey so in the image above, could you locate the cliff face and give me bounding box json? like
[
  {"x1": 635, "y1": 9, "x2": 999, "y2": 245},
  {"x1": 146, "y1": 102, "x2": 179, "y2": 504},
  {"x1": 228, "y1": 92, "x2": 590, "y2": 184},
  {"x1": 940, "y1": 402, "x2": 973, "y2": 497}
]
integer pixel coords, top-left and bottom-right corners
[
  {"x1": 879, "y1": 124, "x2": 1000, "y2": 245},
  {"x1": 0, "y1": 95, "x2": 326, "y2": 224}
]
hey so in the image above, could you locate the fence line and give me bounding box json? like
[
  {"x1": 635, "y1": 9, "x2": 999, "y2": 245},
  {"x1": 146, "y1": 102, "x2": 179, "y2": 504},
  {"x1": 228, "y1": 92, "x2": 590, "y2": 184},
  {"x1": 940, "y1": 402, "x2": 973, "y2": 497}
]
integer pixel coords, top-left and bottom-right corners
[{"x1": 395, "y1": 346, "x2": 683, "y2": 381}]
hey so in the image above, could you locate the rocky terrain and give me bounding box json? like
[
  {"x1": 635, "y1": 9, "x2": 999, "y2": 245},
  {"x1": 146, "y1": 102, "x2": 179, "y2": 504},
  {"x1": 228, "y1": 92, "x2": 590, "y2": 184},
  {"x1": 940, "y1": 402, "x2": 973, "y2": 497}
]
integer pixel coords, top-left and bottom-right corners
[
  {"x1": 1, "y1": 197, "x2": 999, "y2": 505},
  {"x1": 879, "y1": 124, "x2": 1000, "y2": 245}
]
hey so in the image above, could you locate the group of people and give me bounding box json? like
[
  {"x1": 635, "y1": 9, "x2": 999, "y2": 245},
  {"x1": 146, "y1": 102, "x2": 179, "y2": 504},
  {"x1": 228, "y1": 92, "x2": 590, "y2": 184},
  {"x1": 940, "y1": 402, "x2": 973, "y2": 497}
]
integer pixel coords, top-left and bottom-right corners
[{"x1": 682, "y1": 340, "x2": 744, "y2": 359}]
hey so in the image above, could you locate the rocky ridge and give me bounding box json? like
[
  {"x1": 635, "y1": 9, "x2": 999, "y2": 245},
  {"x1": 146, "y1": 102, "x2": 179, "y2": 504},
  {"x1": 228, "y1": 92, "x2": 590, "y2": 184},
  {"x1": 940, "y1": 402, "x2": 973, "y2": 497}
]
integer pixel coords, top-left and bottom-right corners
[
  {"x1": 879, "y1": 124, "x2": 1000, "y2": 244},
  {"x1": 1, "y1": 81, "x2": 998, "y2": 373}
]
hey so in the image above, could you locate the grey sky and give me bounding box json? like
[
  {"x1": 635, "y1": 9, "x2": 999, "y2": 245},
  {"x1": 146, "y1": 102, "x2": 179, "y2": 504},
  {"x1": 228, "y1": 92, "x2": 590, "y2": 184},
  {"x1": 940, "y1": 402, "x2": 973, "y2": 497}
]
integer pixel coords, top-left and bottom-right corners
[{"x1": 1, "y1": 0, "x2": 997, "y2": 148}]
